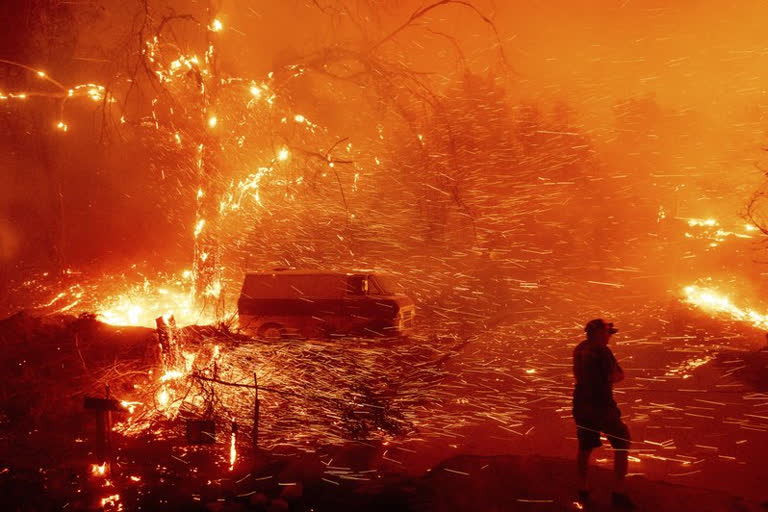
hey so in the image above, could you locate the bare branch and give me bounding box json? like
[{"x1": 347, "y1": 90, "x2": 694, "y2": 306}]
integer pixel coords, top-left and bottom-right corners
[
  {"x1": 369, "y1": 0, "x2": 508, "y2": 67},
  {"x1": 0, "y1": 59, "x2": 67, "y2": 91},
  {"x1": 744, "y1": 187, "x2": 768, "y2": 237}
]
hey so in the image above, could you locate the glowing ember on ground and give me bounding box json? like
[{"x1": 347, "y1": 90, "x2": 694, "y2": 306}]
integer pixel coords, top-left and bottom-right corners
[
  {"x1": 159, "y1": 370, "x2": 185, "y2": 382},
  {"x1": 120, "y1": 401, "x2": 142, "y2": 414},
  {"x1": 100, "y1": 493, "x2": 121, "y2": 510},
  {"x1": 687, "y1": 218, "x2": 718, "y2": 227},
  {"x1": 91, "y1": 462, "x2": 107, "y2": 477}
]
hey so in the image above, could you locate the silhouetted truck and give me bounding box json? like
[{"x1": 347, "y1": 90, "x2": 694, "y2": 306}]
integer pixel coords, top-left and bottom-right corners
[{"x1": 238, "y1": 270, "x2": 415, "y2": 338}]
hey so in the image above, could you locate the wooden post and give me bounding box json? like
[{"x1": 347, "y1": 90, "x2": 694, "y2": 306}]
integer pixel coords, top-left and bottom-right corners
[
  {"x1": 84, "y1": 386, "x2": 124, "y2": 470},
  {"x1": 105, "y1": 385, "x2": 112, "y2": 456},
  {"x1": 94, "y1": 402, "x2": 106, "y2": 460},
  {"x1": 252, "y1": 372, "x2": 259, "y2": 452}
]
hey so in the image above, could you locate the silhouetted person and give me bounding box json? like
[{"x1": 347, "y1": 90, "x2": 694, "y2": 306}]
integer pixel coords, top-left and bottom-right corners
[{"x1": 573, "y1": 319, "x2": 634, "y2": 509}]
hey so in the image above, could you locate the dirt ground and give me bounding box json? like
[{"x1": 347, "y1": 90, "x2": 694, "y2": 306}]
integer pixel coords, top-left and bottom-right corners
[{"x1": 1, "y1": 302, "x2": 767, "y2": 510}]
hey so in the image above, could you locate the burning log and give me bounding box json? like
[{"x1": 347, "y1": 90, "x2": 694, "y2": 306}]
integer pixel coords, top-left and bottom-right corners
[{"x1": 155, "y1": 314, "x2": 180, "y2": 369}]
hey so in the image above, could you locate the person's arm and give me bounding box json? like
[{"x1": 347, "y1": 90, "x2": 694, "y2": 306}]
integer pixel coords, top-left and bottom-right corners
[
  {"x1": 573, "y1": 345, "x2": 580, "y2": 381},
  {"x1": 607, "y1": 348, "x2": 624, "y2": 383}
]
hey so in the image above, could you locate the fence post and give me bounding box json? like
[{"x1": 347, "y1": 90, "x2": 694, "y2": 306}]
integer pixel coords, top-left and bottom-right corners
[
  {"x1": 105, "y1": 385, "x2": 112, "y2": 452},
  {"x1": 253, "y1": 372, "x2": 259, "y2": 452},
  {"x1": 84, "y1": 385, "x2": 121, "y2": 475}
]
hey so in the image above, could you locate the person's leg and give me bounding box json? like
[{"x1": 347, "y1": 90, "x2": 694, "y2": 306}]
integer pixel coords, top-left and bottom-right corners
[
  {"x1": 606, "y1": 414, "x2": 634, "y2": 508},
  {"x1": 610, "y1": 421, "x2": 630, "y2": 492},
  {"x1": 613, "y1": 446, "x2": 628, "y2": 493},
  {"x1": 575, "y1": 415, "x2": 600, "y2": 502},
  {"x1": 577, "y1": 447, "x2": 592, "y2": 492}
]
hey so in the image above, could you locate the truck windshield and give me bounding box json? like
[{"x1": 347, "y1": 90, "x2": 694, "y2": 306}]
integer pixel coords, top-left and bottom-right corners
[{"x1": 369, "y1": 275, "x2": 401, "y2": 295}]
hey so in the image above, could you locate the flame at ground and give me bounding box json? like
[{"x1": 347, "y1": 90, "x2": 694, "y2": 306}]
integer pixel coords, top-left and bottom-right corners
[
  {"x1": 100, "y1": 493, "x2": 121, "y2": 510},
  {"x1": 96, "y1": 273, "x2": 207, "y2": 327},
  {"x1": 28, "y1": 268, "x2": 222, "y2": 328},
  {"x1": 111, "y1": 338, "x2": 228, "y2": 438},
  {"x1": 229, "y1": 430, "x2": 237, "y2": 471},
  {"x1": 682, "y1": 217, "x2": 755, "y2": 247},
  {"x1": 91, "y1": 462, "x2": 107, "y2": 477},
  {"x1": 682, "y1": 285, "x2": 768, "y2": 330}
]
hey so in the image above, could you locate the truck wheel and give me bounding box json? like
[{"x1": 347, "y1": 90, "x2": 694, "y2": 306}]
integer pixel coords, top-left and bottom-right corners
[{"x1": 258, "y1": 323, "x2": 284, "y2": 340}]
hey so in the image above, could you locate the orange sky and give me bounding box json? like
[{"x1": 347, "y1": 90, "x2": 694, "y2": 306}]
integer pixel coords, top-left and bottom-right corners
[{"x1": 213, "y1": 0, "x2": 768, "y2": 123}]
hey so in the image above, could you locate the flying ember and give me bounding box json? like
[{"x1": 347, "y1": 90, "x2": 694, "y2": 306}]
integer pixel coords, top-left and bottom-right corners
[{"x1": 4, "y1": 1, "x2": 768, "y2": 510}]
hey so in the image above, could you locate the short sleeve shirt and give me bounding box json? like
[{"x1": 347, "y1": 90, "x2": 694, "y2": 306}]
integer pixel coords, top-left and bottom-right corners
[{"x1": 573, "y1": 340, "x2": 618, "y2": 412}]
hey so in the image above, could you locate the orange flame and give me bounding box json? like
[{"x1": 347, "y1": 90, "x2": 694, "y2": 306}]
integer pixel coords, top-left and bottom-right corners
[
  {"x1": 100, "y1": 493, "x2": 121, "y2": 509},
  {"x1": 91, "y1": 462, "x2": 107, "y2": 477},
  {"x1": 683, "y1": 285, "x2": 768, "y2": 330},
  {"x1": 93, "y1": 270, "x2": 214, "y2": 327},
  {"x1": 229, "y1": 430, "x2": 237, "y2": 471},
  {"x1": 209, "y1": 18, "x2": 223, "y2": 32}
]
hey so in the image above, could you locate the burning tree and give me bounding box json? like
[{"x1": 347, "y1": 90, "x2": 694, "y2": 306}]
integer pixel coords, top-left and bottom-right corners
[
  {"x1": 1, "y1": 0, "x2": 516, "y2": 326},
  {"x1": 1, "y1": 0, "x2": 522, "y2": 459}
]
